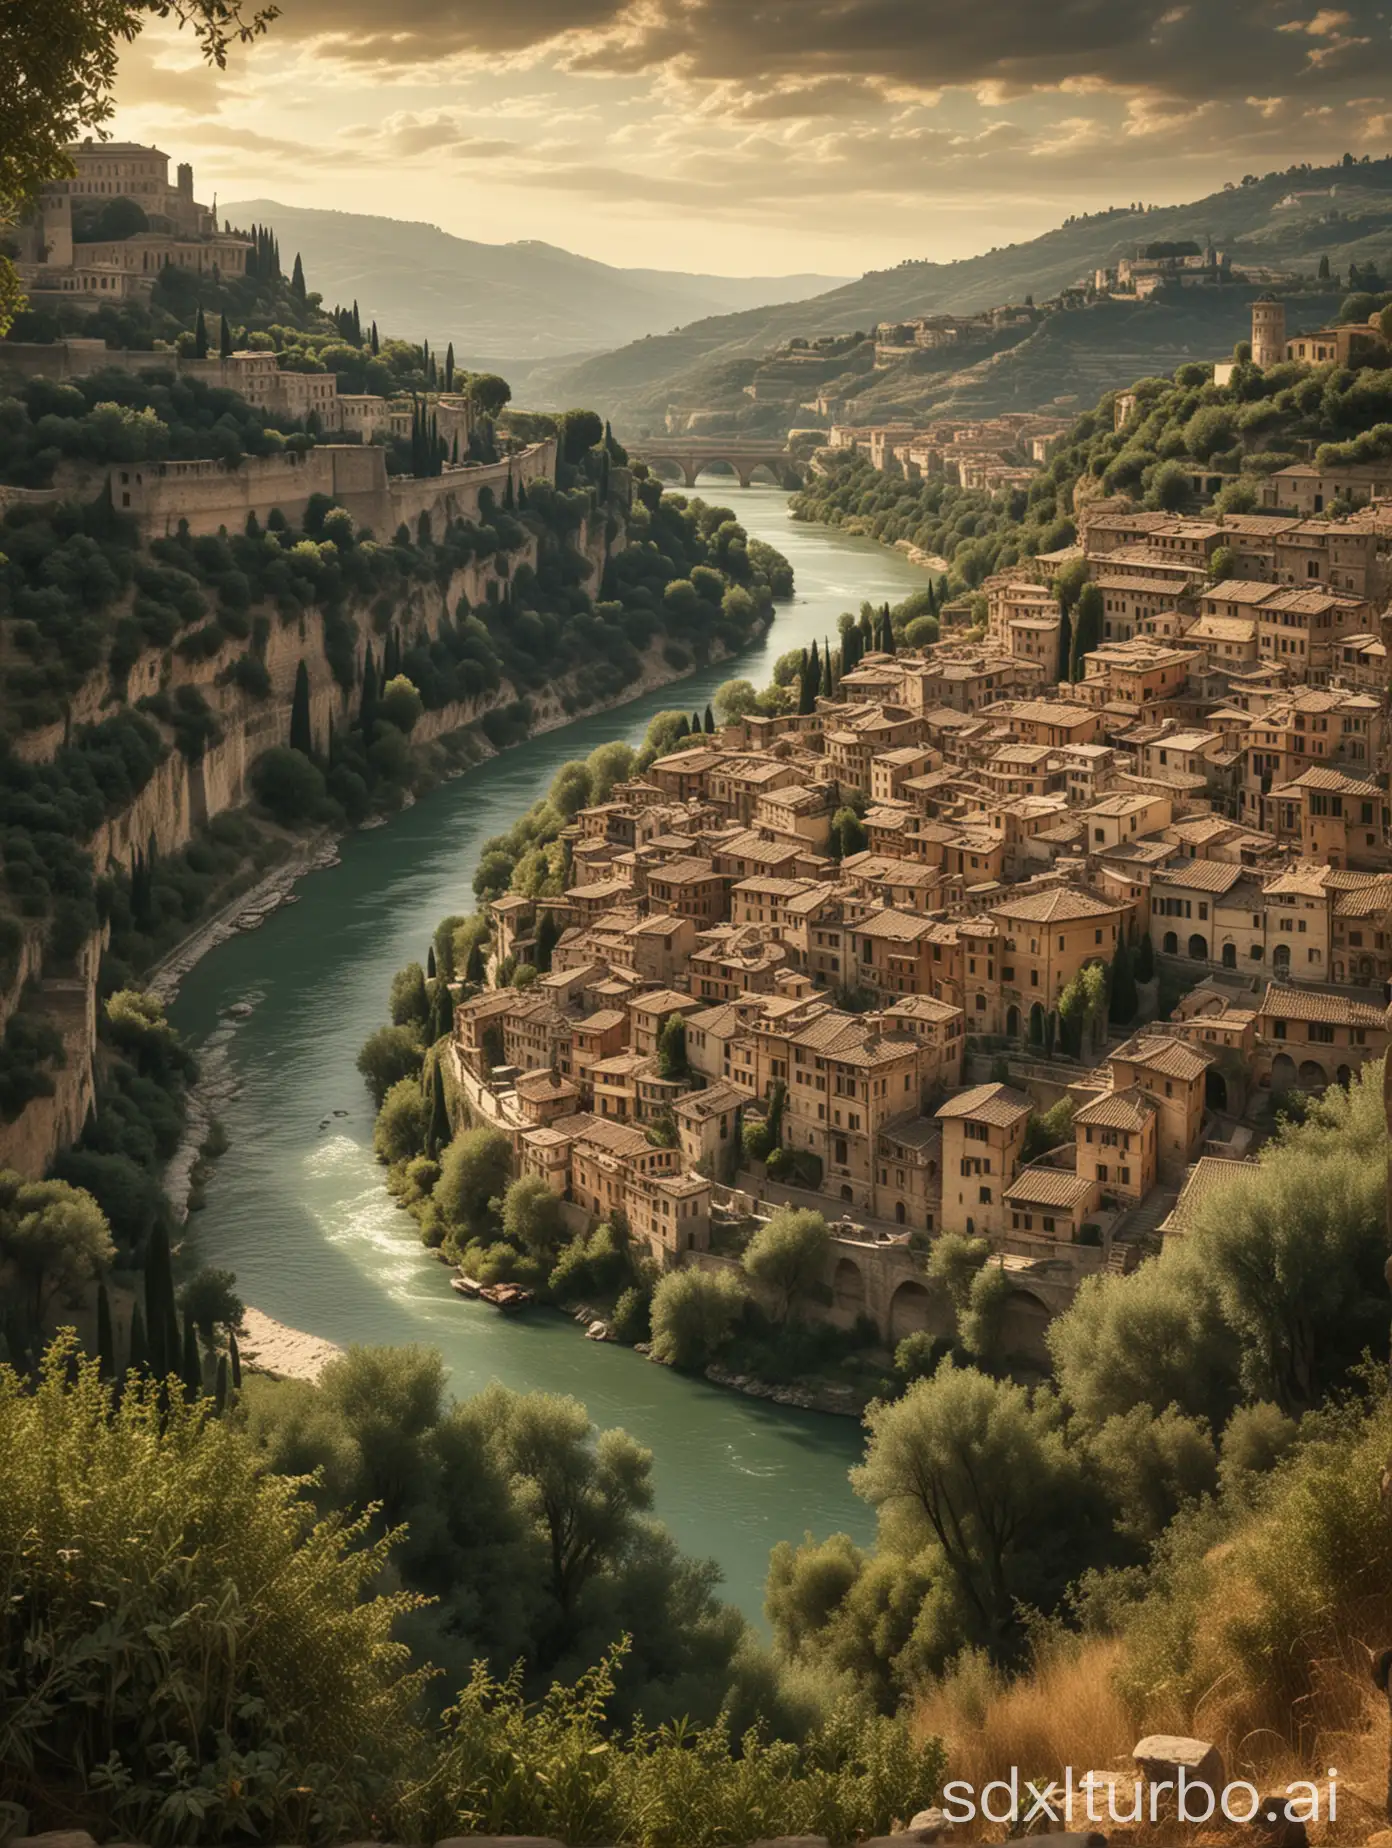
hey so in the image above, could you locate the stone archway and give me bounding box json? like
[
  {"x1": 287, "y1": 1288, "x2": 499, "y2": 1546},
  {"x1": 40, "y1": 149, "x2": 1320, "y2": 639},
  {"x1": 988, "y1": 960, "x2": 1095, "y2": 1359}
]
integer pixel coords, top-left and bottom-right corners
[
  {"x1": 1188, "y1": 933, "x2": 1208, "y2": 961},
  {"x1": 889, "y1": 1279, "x2": 934, "y2": 1343},
  {"x1": 1273, "y1": 943, "x2": 1291, "y2": 976},
  {"x1": 832, "y1": 1256, "x2": 865, "y2": 1321},
  {"x1": 1298, "y1": 1059, "x2": 1326, "y2": 1089},
  {"x1": 1271, "y1": 1051, "x2": 1297, "y2": 1090},
  {"x1": 1006, "y1": 1003, "x2": 1020, "y2": 1039},
  {"x1": 1163, "y1": 931, "x2": 1178, "y2": 954},
  {"x1": 1337, "y1": 1063, "x2": 1353, "y2": 1088},
  {"x1": 1206, "y1": 1068, "x2": 1228, "y2": 1112},
  {"x1": 1221, "y1": 941, "x2": 1237, "y2": 969},
  {"x1": 999, "y1": 1289, "x2": 1052, "y2": 1366}
]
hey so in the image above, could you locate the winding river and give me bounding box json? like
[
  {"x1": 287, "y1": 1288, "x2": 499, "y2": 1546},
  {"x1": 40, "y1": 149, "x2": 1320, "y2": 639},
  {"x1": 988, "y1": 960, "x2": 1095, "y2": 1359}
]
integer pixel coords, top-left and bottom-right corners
[{"x1": 170, "y1": 484, "x2": 932, "y2": 1622}]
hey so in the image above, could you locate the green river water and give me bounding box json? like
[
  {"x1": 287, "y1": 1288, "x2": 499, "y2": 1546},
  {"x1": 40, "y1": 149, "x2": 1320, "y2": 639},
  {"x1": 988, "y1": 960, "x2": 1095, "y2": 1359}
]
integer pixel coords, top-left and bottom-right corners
[{"x1": 169, "y1": 485, "x2": 933, "y2": 1622}]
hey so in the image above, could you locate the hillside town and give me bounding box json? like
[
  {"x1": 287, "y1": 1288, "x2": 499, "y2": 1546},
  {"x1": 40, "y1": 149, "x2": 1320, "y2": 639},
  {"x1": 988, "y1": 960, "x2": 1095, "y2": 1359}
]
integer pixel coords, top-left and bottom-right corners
[{"x1": 449, "y1": 345, "x2": 1392, "y2": 1367}]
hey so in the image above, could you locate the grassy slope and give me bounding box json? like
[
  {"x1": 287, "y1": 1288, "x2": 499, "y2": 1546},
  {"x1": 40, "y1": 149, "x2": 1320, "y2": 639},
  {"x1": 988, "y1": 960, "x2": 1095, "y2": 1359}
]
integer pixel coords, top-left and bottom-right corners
[{"x1": 537, "y1": 160, "x2": 1392, "y2": 425}]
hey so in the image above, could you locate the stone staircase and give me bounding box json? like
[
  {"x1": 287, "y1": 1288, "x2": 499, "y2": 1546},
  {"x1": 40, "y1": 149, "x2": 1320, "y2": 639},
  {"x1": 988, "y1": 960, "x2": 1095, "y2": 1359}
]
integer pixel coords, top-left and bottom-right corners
[{"x1": 1109, "y1": 1184, "x2": 1178, "y2": 1259}]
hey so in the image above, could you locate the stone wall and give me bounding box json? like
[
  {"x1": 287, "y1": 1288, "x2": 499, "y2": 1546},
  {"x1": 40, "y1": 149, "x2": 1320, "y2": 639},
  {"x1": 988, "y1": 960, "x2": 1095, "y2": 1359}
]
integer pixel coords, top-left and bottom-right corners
[{"x1": 0, "y1": 490, "x2": 621, "y2": 1180}]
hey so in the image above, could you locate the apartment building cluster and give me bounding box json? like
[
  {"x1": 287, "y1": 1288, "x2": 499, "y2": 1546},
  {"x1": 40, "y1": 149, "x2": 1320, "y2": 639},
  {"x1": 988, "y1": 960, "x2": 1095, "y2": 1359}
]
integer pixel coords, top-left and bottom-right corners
[
  {"x1": 828, "y1": 411, "x2": 1072, "y2": 492},
  {"x1": 447, "y1": 507, "x2": 1391, "y2": 1356}
]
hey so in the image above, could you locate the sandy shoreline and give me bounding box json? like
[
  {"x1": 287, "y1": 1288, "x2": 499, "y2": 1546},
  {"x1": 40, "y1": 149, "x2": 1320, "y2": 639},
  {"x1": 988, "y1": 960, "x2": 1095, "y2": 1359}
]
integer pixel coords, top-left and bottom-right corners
[{"x1": 236, "y1": 1306, "x2": 344, "y2": 1382}]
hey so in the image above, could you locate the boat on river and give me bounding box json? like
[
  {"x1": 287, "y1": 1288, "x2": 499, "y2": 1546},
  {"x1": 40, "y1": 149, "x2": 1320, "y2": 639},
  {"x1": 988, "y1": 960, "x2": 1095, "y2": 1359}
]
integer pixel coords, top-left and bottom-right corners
[
  {"x1": 451, "y1": 1274, "x2": 482, "y2": 1298},
  {"x1": 478, "y1": 1283, "x2": 534, "y2": 1312}
]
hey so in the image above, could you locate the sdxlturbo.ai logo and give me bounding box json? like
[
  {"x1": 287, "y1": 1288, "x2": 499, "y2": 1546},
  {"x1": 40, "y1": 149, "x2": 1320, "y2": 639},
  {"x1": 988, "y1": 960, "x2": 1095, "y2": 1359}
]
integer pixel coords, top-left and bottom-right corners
[{"x1": 938, "y1": 1766, "x2": 1340, "y2": 1828}]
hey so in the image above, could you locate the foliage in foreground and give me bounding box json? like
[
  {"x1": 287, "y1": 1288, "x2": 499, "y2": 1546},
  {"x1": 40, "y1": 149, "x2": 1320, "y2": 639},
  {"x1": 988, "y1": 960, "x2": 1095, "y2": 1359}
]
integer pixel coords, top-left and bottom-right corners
[
  {"x1": 420, "y1": 1644, "x2": 945, "y2": 1848},
  {"x1": 0, "y1": 1340, "x2": 943, "y2": 1846},
  {"x1": 0, "y1": 1341, "x2": 426, "y2": 1846}
]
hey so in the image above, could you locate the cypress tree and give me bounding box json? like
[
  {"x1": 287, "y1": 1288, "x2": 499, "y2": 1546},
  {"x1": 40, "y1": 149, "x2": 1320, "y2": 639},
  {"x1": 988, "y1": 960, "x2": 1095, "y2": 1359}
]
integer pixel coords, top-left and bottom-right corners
[
  {"x1": 371, "y1": 320, "x2": 380, "y2": 355},
  {"x1": 692, "y1": 709, "x2": 703, "y2": 734},
  {"x1": 360, "y1": 641, "x2": 378, "y2": 742},
  {"x1": 675, "y1": 714, "x2": 690, "y2": 738},
  {"x1": 194, "y1": 306, "x2": 208, "y2": 358},
  {"x1": 352, "y1": 298, "x2": 362, "y2": 343},
  {"x1": 1109, "y1": 938, "x2": 1138, "y2": 1025},
  {"x1": 801, "y1": 638, "x2": 820, "y2": 713},
  {"x1": 429, "y1": 974, "x2": 454, "y2": 1043},
  {"x1": 517, "y1": 474, "x2": 527, "y2": 507},
  {"x1": 1135, "y1": 931, "x2": 1156, "y2": 983},
  {"x1": 859, "y1": 606, "x2": 874, "y2": 650},
  {"x1": 879, "y1": 604, "x2": 895, "y2": 652},
  {"x1": 427, "y1": 943, "x2": 437, "y2": 979},
  {"x1": 96, "y1": 1282, "x2": 115, "y2": 1379},
  {"x1": 181, "y1": 1314, "x2": 202, "y2": 1400},
  {"x1": 704, "y1": 703, "x2": 715, "y2": 733},
  {"x1": 445, "y1": 341, "x2": 454, "y2": 389},
  {"x1": 822, "y1": 637, "x2": 833, "y2": 697},
  {"x1": 127, "y1": 1301, "x2": 148, "y2": 1376},
  {"x1": 144, "y1": 1222, "x2": 177, "y2": 1379},
  {"x1": 229, "y1": 1329, "x2": 242, "y2": 1389},
  {"x1": 1056, "y1": 604, "x2": 1072, "y2": 685},
  {"x1": 535, "y1": 908, "x2": 559, "y2": 973},
  {"x1": 214, "y1": 1354, "x2": 229, "y2": 1413},
  {"x1": 426, "y1": 1058, "x2": 450, "y2": 1159},
  {"x1": 219, "y1": 313, "x2": 233, "y2": 359},
  {"x1": 452, "y1": 432, "x2": 460, "y2": 464},
  {"x1": 291, "y1": 251, "x2": 306, "y2": 299},
  {"x1": 289, "y1": 659, "x2": 312, "y2": 756},
  {"x1": 465, "y1": 938, "x2": 486, "y2": 985},
  {"x1": 503, "y1": 470, "x2": 515, "y2": 511}
]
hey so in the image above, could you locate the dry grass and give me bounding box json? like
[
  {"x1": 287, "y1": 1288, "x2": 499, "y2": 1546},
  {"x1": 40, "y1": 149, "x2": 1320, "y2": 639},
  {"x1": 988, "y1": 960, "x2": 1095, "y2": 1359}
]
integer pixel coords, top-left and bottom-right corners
[{"x1": 911, "y1": 1636, "x2": 1392, "y2": 1844}]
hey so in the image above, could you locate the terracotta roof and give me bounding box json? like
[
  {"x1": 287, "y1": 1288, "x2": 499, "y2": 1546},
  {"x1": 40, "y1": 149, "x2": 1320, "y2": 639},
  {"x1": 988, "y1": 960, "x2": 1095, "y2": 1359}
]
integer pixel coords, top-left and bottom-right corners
[
  {"x1": 1005, "y1": 1166, "x2": 1096, "y2": 1208},
  {"x1": 1257, "y1": 983, "x2": 1386, "y2": 1027},
  {"x1": 936, "y1": 1082, "x2": 1033, "y2": 1126},
  {"x1": 1074, "y1": 1086, "x2": 1157, "y2": 1131},
  {"x1": 1155, "y1": 858, "x2": 1247, "y2": 893},
  {"x1": 1112, "y1": 1035, "x2": 1212, "y2": 1080},
  {"x1": 991, "y1": 887, "x2": 1121, "y2": 923}
]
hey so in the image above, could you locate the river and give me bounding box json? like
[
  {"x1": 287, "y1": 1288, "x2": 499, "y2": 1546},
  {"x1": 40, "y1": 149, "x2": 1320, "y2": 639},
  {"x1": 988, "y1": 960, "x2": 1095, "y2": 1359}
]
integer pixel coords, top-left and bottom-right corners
[{"x1": 170, "y1": 483, "x2": 932, "y2": 1622}]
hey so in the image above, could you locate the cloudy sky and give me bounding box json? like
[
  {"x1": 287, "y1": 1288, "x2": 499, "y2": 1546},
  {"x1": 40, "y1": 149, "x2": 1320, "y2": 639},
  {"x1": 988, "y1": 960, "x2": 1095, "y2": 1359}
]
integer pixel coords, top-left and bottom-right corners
[{"x1": 109, "y1": 0, "x2": 1392, "y2": 275}]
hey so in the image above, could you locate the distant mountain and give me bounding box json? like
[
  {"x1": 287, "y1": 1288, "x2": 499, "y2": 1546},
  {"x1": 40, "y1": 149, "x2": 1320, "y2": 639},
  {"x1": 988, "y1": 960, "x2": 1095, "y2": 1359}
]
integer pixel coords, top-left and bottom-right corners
[
  {"x1": 530, "y1": 159, "x2": 1392, "y2": 426},
  {"x1": 221, "y1": 200, "x2": 847, "y2": 366}
]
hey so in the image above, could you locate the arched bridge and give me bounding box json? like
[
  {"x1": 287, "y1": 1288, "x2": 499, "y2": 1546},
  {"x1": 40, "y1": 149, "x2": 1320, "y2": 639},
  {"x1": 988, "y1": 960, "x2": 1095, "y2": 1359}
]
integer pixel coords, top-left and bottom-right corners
[{"x1": 627, "y1": 438, "x2": 806, "y2": 491}]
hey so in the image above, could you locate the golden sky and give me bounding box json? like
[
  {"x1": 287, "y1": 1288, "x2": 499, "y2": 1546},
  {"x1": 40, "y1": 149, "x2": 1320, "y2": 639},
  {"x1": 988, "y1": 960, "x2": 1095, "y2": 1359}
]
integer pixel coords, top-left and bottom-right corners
[{"x1": 110, "y1": 0, "x2": 1392, "y2": 274}]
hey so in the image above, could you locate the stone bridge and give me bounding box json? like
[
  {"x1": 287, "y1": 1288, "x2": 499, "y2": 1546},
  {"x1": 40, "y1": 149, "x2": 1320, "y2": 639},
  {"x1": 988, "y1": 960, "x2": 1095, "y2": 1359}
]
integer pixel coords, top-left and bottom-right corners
[{"x1": 627, "y1": 438, "x2": 806, "y2": 491}]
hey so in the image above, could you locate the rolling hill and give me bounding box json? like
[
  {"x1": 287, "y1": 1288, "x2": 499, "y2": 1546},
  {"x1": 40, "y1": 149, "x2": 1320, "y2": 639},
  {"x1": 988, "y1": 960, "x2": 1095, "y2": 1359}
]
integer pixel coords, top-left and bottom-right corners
[
  {"x1": 527, "y1": 159, "x2": 1392, "y2": 429},
  {"x1": 220, "y1": 199, "x2": 847, "y2": 367}
]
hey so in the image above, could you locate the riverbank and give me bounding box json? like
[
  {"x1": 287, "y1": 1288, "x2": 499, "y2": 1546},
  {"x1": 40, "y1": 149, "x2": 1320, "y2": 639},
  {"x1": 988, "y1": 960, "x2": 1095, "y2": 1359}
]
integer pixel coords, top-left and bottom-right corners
[
  {"x1": 166, "y1": 486, "x2": 913, "y2": 1619},
  {"x1": 237, "y1": 1305, "x2": 343, "y2": 1381}
]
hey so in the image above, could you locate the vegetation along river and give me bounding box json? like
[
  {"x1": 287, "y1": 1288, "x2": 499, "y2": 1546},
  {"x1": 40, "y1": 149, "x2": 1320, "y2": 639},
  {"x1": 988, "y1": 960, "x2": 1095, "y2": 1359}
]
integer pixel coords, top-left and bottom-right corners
[{"x1": 171, "y1": 483, "x2": 933, "y2": 1621}]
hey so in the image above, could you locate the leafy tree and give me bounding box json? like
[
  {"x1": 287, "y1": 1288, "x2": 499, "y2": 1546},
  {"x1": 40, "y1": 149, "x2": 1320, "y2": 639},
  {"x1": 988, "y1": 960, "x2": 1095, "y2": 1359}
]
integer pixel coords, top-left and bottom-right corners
[
  {"x1": 713, "y1": 678, "x2": 760, "y2": 723},
  {"x1": 374, "y1": 1075, "x2": 428, "y2": 1165},
  {"x1": 0, "y1": 1171, "x2": 114, "y2": 1339},
  {"x1": 1069, "y1": 582, "x2": 1103, "y2": 679},
  {"x1": 924, "y1": 1232, "x2": 989, "y2": 1317},
  {"x1": 657, "y1": 1012, "x2": 689, "y2": 1081},
  {"x1": 250, "y1": 745, "x2": 325, "y2": 826},
  {"x1": 470, "y1": 373, "x2": 512, "y2": 418},
  {"x1": 559, "y1": 409, "x2": 604, "y2": 463},
  {"x1": 534, "y1": 909, "x2": 560, "y2": 974},
  {"x1": 854, "y1": 1364, "x2": 1096, "y2": 1660},
  {"x1": 379, "y1": 674, "x2": 423, "y2": 735},
  {"x1": 830, "y1": 806, "x2": 867, "y2": 860},
  {"x1": 390, "y1": 961, "x2": 430, "y2": 1029},
  {"x1": 1089, "y1": 1402, "x2": 1218, "y2": 1541},
  {"x1": 435, "y1": 1125, "x2": 512, "y2": 1241},
  {"x1": 1208, "y1": 544, "x2": 1237, "y2": 582},
  {"x1": 649, "y1": 1268, "x2": 745, "y2": 1370},
  {"x1": 742, "y1": 1207, "x2": 830, "y2": 1322},
  {"x1": 356, "y1": 1024, "x2": 424, "y2": 1107},
  {"x1": 1048, "y1": 1238, "x2": 1237, "y2": 1428},
  {"x1": 501, "y1": 1174, "x2": 566, "y2": 1258},
  {"x1": 0, "y1": 1341, "x2": 424, "y2": 1844},
  {"x1": 178, "y1": 1265, "x2": 244, "y2": 1346}
]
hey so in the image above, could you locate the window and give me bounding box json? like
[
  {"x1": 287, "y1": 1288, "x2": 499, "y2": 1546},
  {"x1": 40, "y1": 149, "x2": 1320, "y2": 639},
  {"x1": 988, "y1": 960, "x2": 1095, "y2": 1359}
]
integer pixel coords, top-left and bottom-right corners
[{"x1": 978, "y1": 1186, "x2": 993, "y2": 1205}]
